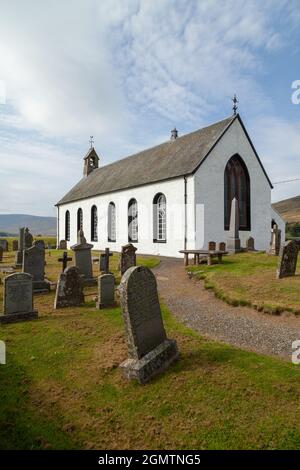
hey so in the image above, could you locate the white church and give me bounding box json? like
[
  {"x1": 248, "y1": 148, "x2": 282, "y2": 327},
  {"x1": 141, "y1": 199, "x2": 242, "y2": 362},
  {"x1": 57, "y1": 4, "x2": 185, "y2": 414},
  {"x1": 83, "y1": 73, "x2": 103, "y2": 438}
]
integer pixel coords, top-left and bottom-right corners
[{"x1": 56, "y1": 113, "x2": 285, "y2": 258}]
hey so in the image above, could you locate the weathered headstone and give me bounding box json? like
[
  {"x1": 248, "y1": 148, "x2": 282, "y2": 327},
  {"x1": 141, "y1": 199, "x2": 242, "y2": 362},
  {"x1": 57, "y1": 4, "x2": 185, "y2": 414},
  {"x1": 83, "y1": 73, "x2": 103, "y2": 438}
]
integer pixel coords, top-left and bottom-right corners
[
  {"x1": 54, "y1": 266, "x2": 84, "y2": 309},
  {"x1": 58, "y1": 251, "x2": 72, "y2": 272},
  {"x1": 246, "y1": 237, "x2": 255, "y2": 251},
  {"x1": 119, "y1": 266, "x2": 179, "y2": 384},
  {"x1": 0, "y1": 273, "x2": 38, "y2": 324},
  {"x1": 24, "y1": 228, "x2": 33, "y2": 249},
  {"x1": 12, "y1": 240, "x2": 18, "y2": 251},
  {"x1": 276, "y1": 240, "x2": 299, "y2": 279},
  {"x1": 96, "y1": 274, "x2": 115, "y2": 309},
  {"x1": 59, "y1": 240, "x2": 67, "y2": 250},
  {"x1": 71, "y1": 230, "x2": 95, "y2": 285},
  {"x1": 99, "y1": 247, "x2": 113, "y2": 274},
  {"x1": 208, "y1": 241, "x2": 216, "y2": 251},
  {"x1": 23, "y1": 240, "x2": 50, "y2": 292},
  {"x1": 0, "y1": 240, "x2": 8, "y2": 252},
  {"x1": 120, "y1": 243, "x2": 137, "y2": 275},
  {"x1": 0, "y1": 247, "x2": 3, "y2": 263},
  {"x1": 269, "y1": 224, "x2": 281, "y2": 256},
  {"x1": 218, "y1": 242, "x2": 226, "y2": 252},
  {"x1": 226, "y1": 197, "x2": 241, "y2": 253},
  {"x1": 15, "y1": 227, "x2": 25, "y2": 267}
]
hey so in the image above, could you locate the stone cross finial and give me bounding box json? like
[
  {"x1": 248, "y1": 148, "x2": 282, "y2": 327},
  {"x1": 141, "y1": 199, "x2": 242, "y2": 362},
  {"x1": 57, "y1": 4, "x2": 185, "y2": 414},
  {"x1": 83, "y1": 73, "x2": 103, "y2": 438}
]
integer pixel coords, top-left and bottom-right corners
[{"x1": 232, "y1": 94, "x2": 238, "y2": 115}]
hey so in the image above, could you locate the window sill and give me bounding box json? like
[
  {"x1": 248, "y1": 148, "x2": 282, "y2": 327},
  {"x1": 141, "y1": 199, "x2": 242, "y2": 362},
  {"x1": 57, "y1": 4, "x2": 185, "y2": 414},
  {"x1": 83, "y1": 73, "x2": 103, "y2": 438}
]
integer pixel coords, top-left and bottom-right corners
[{"x1": 153, "y1": 239, "x2": 167, "y2": 244}]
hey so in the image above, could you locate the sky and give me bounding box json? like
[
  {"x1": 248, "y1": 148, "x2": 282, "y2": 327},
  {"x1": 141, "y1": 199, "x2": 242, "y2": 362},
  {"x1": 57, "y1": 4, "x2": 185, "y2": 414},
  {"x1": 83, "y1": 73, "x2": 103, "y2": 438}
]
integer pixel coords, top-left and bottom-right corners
[{"x1": 0, "y1": 0, "x2": 300, "y2": 217}]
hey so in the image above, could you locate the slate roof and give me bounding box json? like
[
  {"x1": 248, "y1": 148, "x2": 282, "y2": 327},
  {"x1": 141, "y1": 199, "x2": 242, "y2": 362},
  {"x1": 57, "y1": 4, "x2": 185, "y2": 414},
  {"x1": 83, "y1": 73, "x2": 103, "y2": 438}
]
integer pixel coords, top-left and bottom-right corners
[{"x1": 56, "y1": 114, "x2": 271, "y2": 206}]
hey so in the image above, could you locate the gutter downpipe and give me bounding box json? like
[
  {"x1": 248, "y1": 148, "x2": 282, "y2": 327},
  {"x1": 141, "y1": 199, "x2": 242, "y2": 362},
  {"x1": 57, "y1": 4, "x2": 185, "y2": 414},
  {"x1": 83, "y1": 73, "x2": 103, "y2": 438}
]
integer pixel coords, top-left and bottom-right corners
[{"x1": 184, "y1": 176, "x2": 187, "y2": 250}]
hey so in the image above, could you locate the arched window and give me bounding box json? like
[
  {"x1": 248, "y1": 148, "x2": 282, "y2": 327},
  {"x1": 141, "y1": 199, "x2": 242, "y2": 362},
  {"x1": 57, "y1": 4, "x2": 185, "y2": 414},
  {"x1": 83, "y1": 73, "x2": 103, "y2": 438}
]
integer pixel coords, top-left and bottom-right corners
[
  {"x1": 91, "y1": 205, "x2": 98, "y2": 241},
  {"x1": 224, "y1": 155, "x2": 250, "y2": 230},
  {"x1": 65, "y1": 210, "x2": 70, "y2": 241},
  {"x1": 128, "y1": 198, "x2": 138, "y2": 242},
  {"x1": 153, "y1": 193, "x2": 166, "y2": 242},
  {"x1": 108, "y1": 202, "x2": 116, "y2": 242},
  {"x1": 77, "y1": 208, "x2": 83, "y2": 232}
]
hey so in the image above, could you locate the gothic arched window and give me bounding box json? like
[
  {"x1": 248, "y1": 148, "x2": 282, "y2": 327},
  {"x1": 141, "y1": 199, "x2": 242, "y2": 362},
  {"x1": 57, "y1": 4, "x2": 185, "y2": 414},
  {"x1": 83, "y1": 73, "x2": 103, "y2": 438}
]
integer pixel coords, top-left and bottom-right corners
[
  {"x1": 65, "y1": 210, "x2": 70, "y2": 241},
  {"x1": 91, "y1": 205, "x2": 98, "y2": 241},
  {"x1": 77, "y1": 208, "x2": 83, "y2": 232},
  {"x1": 108, "y1": 202, "x2": 116, "y2": 242},
  {"x1": 153, "y1": 193, "x2": 166, "y2": 242},
  {"x1": 224, "y1": 155, "x2": 250, "y2": 230},
  {"x1": 128, "y1": 198, "x2": 138, "y2": 242}
]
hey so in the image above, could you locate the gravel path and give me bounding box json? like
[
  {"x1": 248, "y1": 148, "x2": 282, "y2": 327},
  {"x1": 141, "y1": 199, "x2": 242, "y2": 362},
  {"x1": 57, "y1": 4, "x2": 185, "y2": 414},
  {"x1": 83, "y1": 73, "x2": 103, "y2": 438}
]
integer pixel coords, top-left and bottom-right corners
[{"x1": 154, "y1": 258, "x2": 300, "y2": 360}]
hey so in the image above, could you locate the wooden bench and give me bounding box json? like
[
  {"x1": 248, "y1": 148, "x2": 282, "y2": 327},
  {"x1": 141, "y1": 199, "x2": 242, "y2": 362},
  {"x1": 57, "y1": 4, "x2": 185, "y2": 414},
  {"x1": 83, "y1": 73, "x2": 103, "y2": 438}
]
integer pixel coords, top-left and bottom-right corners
[{"x1": 179, "y1": 249, "x2": 228, "y2": 266}]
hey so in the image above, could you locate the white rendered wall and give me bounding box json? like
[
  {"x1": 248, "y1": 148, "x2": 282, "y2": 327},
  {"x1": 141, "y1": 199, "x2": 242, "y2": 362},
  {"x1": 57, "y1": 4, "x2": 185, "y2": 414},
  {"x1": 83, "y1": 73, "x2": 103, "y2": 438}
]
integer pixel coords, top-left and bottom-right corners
[
  {"x1": 57, "y1": 175, "x2": 195, "y2": 258},
  {"x1": 194, "y1": 118, "x2": 272, "y2": 251}
]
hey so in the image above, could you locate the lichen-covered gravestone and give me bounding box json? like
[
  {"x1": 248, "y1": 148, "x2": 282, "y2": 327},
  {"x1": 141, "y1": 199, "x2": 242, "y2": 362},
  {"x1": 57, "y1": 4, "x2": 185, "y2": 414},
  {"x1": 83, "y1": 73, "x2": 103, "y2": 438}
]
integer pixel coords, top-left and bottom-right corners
[
  {"x1": 269, "y1": 224, "x2": 281, "y2": 256},
  {"x1": 0, "y1": 240, "x2": 8, "y2": 252},
  {"x1": 120, "y1": 243, "x2": 137, "y2": 275},
  {"x1": 15, "y1": 227, "x2": 25, "y2": 267},
  {"x1": 23, "y1": 240, "x2": 50, "y2": 293},
  {"x1": 54, "y1": 266, "x2": 84, "y2": 309},
  {"x1": 276, "y1": 240, "x2": 299, "y2": 279},
  {"x1": 0, "y1": 273, "x2": 38, "y2": 324},
  {"x1": 24, "y1": 228, "x2": 33, "y2": 249},
  {"x1": 119, "y1": 266, "x2": 179, "y2": 384},
  {"x1": 246, "y1": 237, "x2": 255, "y2": 251},
  {"x1": 218, "y1": 242, "x2": 226, "y2": 252},
  {"x1": 208, "y1": 241, "x2": 216, "y2": 251},
  {"x1": 96, "y1": 274, "x2": 115, "y2": 309},
  {"x1": 71, "y1": 230, "x2": 95, "y2": 286},
  {"x1": 12, "y1": 240, "x2": 18, "y2": 251},
  {"x1": 59, "y1": 240, "x2": 67, "y2": 250},
  {"x1": 226, "y1": 197, "x2": 241, "y2": 253}
]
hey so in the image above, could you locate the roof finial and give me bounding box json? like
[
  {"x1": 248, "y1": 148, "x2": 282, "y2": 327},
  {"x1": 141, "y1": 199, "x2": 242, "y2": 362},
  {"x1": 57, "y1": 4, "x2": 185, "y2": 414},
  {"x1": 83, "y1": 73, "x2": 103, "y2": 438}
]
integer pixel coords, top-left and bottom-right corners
[
  {"x1": 89, "y1": 135, "x2": 94, "y2": 149},
  {"x1": 232, "y1": 94, "x2": 238, "y2": 115}
]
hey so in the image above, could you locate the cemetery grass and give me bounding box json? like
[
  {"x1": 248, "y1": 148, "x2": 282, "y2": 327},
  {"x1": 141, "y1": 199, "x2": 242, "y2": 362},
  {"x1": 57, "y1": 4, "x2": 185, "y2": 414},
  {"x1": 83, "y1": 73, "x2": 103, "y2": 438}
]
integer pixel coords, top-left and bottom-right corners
[
  {"x1": 189, "y1": 252, "x2": 300, "y2": 315},
  {"x1": 0, "y1": 252, "x2": 300, "y2": 449}
]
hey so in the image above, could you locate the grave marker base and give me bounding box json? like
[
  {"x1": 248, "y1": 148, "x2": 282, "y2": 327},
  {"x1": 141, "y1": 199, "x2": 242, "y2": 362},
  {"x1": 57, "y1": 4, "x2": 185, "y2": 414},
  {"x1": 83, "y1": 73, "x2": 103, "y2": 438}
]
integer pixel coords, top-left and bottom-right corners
[{"x1": 0, "y1": 310, "x2": 38, "y2": 324}]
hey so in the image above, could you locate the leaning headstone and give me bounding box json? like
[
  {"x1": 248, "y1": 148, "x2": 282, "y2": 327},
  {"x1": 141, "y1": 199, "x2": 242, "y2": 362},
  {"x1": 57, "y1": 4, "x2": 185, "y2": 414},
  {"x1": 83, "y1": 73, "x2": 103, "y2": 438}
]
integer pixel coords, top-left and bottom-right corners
[
  {"x1": 226, "y1": 197, "x2": 241, "y2": 253},
  {"x1": 96, "y1": 274, "x2": 115, "y2": 309},
  {"x1": 59, "y1": 240, "x2": 67, "y2": 250},
  {"x1": 0, "y1": 273, "x2": 38, "y2": 324},
  {"x1": 23, "y1": 240, "x2": 50, "y2": 293},
  {"x1": 119, "y1": 266, "x2": 179, "y2": 384},
  {"x1": 24, "y1": 228, "x2": 33, "y2": 249},
  {"x1": 54, "y1": 266, "x2": 84, "y2": 309},
  {"x1": 246, "y1": 237, "x2": 255, "y2": 251},
  {"x1": 218, "y1": 242, "x2": 226, "y2": 252},
  {"x1": 208, "y1": 241, "x2": 216, "y2": 251},
  {"x1": 0, "y1": 247, "x2": 3, "y2": 263},
  {"x1": 269, "y1": 224, "x2": 281, "y2": 256},
  {"x1": 71, "y1": 230, "x2": 95, "y2": 285},
  {"x1": 120, "y1": 243, "x2": 137, "y2": 275},
  {"x1": 276, "y1": 240, "x2": 299, "y2": 279},
  {"x1": 12, "y1": 240, "x2": 18, "y2": 251},
  {"x1": 0, "y1": 240, "x2": 8, "y2": 252},
  {"x1": 15, "y1": 227, "x2": 25, "y2": 267}
]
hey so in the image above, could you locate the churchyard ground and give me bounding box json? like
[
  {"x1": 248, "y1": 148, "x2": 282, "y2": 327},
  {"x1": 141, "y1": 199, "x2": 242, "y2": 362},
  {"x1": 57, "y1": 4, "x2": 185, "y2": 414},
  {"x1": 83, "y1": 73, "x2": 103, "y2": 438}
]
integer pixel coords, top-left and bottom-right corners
[
  {"x1": 188, "y1": 252, "x2": 300, "y2": 315},
  {"x1": 0, "y1": 249, "x2": 300, "y2": 449}
]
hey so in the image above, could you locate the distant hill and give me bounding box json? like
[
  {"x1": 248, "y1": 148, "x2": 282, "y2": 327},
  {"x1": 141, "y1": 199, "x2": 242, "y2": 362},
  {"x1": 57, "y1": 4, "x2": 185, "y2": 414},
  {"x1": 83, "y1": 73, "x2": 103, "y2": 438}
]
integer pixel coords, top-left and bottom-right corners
[
  {"x1": 272, "y1": 196, "x2": 300, "y2": 223},
  {"x1": 0, "y1": 214, "x2": 57, "y2": 236}
]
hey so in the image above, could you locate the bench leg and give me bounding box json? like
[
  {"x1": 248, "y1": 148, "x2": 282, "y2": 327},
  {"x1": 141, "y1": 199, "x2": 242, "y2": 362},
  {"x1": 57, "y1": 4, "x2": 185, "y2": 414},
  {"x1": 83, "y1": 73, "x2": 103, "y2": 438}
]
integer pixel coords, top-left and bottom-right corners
[
  {"x1": 184, "y1": 254, "x2": 188, "y2": 266},
  {"x1": 207, "y1": 255, "x2": 212, "y2": 266},
  {"x1": 218, "y1": 254, "x2": 222, "y2": 263}
]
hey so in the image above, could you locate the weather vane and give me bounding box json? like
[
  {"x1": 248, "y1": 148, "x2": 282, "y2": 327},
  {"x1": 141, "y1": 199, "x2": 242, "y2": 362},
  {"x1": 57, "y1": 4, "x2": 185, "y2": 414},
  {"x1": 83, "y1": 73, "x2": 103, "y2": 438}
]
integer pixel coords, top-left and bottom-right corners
[
  {"x1": 232, "y1": 94, "x2": 239, "y2": 115},
  {"x1": 89, "y1": 135, "x2": 94, "y2": 148}
]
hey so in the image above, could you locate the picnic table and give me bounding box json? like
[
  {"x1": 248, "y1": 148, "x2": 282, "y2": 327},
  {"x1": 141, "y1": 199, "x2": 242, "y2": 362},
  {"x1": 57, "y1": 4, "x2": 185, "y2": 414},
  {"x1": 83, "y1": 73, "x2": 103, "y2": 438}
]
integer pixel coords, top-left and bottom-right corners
[{"x1": 179, "y1": 249, "x2": 228, "y2": 266}]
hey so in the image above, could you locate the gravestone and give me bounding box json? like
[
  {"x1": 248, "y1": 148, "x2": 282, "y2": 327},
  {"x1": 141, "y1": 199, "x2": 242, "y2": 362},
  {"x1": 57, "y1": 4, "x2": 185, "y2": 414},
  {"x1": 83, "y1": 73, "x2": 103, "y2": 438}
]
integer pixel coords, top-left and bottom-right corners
[
  {"x1": 54, "y1": 266, "x2": 84, "y2": 309},
  {"x1": 269, "y1": 224, "x2": 281, "y2": 256},
  {"x1": 58, "y1": 251, "x2": 72, "y2": 272},
  {"x1": 119, "y1": 266, "x2": 179, "y2": 384},
  {"x1": 99, "y1": 247, "x2": 113, "y2": 274},
  {"x1": 59, "y1": 240, "x2": 67, "y2": 250},
  {"x1": 1, "y1": 273, "x2": 38, "y2": 324},
  {"x1": 246, "y1": 237, "x2": 255, "y2": 251},
  {"x1": 12, "y1": 240, "x2": 18, "y2": 251},
  {"x1": 96, "y1": 274, "x2": 115, "y2": 309},
  {"x1": 24, "y1": 228, "x2": 33, "y2": 249},
  {"x1": 208, "y1": 241, "x2": 216, "y2": 251},
  {"x1": 0, "y1": 240, "x2": 8, "y2": 252},
  {"x1": 0, "y1": 247, "x2": 3, "y2": 263},
  {"x1": 23, "y1": 240, "x2": 50, "y2": 292},
  {"x1": 15, "y1": 227, "x2": 25, "y2": 267},
  {"x1": 218, "y1": 242, "x2": 226, "y2": 252},
  {"x1": 120, "y1": 243, "x2": 137, "y2": 275},
  {"x1": 226, "y1": 197, "x2": 241, "y2": 253},
  {"x1": 276, "y1": 240, "x2": 299, "y2": 279},
  {"x1": 71, "y1": 230, "x2": 95, "y2": 285}
]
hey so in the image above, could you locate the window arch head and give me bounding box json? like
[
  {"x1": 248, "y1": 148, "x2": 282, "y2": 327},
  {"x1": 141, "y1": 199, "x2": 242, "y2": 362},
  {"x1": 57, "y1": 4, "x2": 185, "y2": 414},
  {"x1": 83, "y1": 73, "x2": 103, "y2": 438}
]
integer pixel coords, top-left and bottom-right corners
[
  {"x1": 224, "y1": 155, "x2": 250, "y2": 230},
  {"x1": 91, "y1": 205, "x2": 98, "y2": 241},
  {"x1": 153, "y1": 193, "x2": 166, "y2": 242},
  {"x1": 108, "y1": 202, "x2": 116, "y2": 242},
  {"x1": 65, "y1": 210, "x2": 70, "y2": 241},
  {"x1": 128, "y1": 198, "x2": 138, "y2": 242},
  {"x1": 77, "y1": 208, "x2": 83, "y2": 233}
]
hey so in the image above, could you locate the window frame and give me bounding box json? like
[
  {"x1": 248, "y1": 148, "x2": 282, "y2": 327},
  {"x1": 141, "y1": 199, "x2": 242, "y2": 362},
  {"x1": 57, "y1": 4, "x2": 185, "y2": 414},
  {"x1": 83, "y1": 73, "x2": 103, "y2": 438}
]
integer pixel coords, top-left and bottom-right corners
[
  {"x1": 108, "y1": 202, "x2": 116, "y2": 242},
  {"x1": 153, "y1": 193, "x2": 167, "y2": 243},
  {"x1": 224, "y1": 154, "x2": 250, "y2": 231},
  {"x1": 128, "y1": 198, "x2": 138, "y2": 243}
]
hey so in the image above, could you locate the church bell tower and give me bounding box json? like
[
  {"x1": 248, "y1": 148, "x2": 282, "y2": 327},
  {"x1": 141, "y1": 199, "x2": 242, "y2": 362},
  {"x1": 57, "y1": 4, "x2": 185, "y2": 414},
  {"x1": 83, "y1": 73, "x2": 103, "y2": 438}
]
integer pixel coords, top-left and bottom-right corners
[{"x1": 83, "y1": 137, "x2": 99, "y2": 177}]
